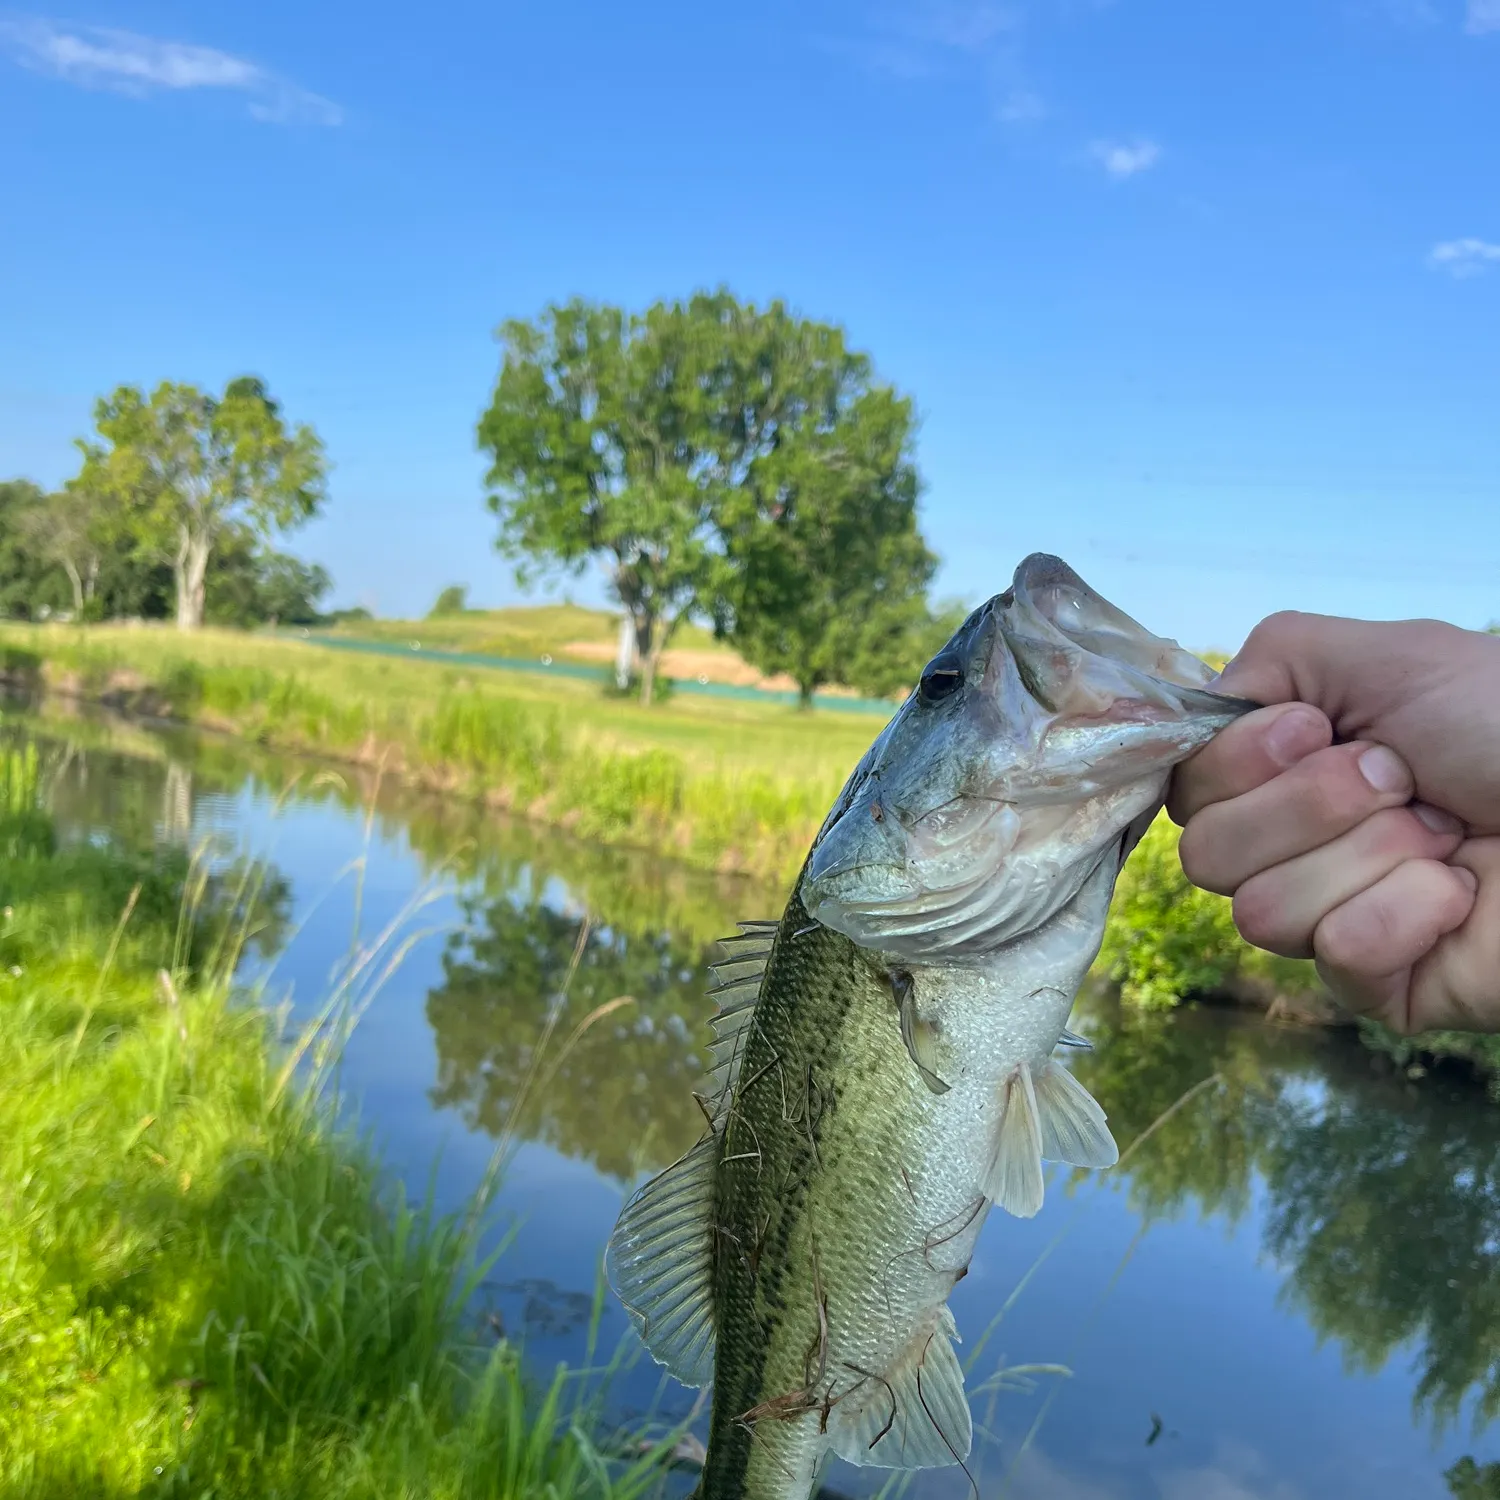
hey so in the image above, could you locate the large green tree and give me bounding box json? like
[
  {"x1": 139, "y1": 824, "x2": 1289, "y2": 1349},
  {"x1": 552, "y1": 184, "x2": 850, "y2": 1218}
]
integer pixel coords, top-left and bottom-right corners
[
  {"x1": 77, "y1": 377, "x2": 327, "y2": 630},
  {"x1": 704, "y1": 309, "x2": 939, "y2": 703},
  {"x1": 478, "y1": 290, "x2": 943, "y2": 706},
  {"x1": 478, "y1": 299, "x2": 729, "y2": 705}
]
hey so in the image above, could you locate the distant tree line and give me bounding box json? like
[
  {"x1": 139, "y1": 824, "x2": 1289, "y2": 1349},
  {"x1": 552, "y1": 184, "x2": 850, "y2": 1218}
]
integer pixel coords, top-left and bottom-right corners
[
  {"x1": 479, "y1": 289, "x2": 965, "y2": 705},
  {"x1": 0, "y1": 375, "x2": 331, "y2": 629},
  {"x1": 8, "y1": 293, "x2": 965, "y2": 703}
]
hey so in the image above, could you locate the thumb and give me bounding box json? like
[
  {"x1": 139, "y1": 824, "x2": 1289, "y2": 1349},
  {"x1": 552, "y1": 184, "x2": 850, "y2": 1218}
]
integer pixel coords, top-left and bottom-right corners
[{"x1": 1214, "y1": 611, "x2": 1400, "y2": 721}]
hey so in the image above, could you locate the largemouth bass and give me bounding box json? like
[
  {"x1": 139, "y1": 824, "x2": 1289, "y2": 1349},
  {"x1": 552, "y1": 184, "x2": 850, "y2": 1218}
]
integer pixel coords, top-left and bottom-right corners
[{"x1": 606, "y1": 555, "x2": 1252, "y2": 1500}]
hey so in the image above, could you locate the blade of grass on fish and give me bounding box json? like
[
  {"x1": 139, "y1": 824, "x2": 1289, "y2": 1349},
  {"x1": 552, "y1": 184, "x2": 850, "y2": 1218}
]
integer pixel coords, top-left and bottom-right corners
[{"x1": 885, "y1": 1071, "x2": 1230, "y2": 1500}]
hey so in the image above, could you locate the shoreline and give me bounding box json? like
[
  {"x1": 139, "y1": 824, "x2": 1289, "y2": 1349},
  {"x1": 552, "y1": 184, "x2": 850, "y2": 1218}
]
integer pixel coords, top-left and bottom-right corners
[{"x1": 0, "y1": 629, "x2": 843, "y2": 885}]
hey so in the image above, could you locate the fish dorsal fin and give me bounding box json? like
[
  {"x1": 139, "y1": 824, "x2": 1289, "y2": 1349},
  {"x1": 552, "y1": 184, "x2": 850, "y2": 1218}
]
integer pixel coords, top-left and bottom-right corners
[
  {"x1": 604, "y1": 920, "x2": 778, "y2": 1387},
  {"x1": 603, "y1": 1132, "x2": 718, "y2": 1388},
  {"x1": 983, "y1": 1060, "x2": 1118, "y2": 1217},
  {"x1": 826, "y1": 1307, "x2": 972, "y2": 1470},
  {"x1": 703, "y1": 921, "x2": 776, "y2": 1126}
]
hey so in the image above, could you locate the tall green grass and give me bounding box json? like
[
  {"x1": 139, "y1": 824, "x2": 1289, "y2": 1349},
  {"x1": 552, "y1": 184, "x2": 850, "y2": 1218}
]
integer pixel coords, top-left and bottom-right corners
[
  {"x1": 0, "y1": 748, "x2": 677, "y2": 1499},
  {"x1": 0, "y1": 624, "x2": 870, "y2": 883}
]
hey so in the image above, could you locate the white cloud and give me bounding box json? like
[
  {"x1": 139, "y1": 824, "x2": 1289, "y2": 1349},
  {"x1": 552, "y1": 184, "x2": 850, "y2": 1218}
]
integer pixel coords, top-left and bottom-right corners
[
  {"x1": 825, "y1": 3, "x2": 1040, "y2": 120},
  {"x1": 1428, "y1": 237, "x2": 1500, "y2": 277},
  {"x1": 0, "y1": 16, "x2": 341, "y2": 125},
  {"x1": 998, "y1": 87, "x2": 1047, "y2": 122},
  {"x1": 1467, "y1": 0, "x2": 1500, "y2": 32},
  {"x1": 916, "y1": 2, "x2": 1018, "y2": 50},
  {"x1": 1155, "y1": 1439, "x2": 1305, "y2": 1500},
  {"x1": 1090, "y1": 137, "x2": 1161, "y2": 177}
]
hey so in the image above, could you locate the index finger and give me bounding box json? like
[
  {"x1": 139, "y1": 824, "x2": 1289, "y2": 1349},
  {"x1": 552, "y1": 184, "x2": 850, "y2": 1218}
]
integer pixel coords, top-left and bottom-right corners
[{"x1": 1167, "y1": 701, "x2": 1333, "y2": 826}]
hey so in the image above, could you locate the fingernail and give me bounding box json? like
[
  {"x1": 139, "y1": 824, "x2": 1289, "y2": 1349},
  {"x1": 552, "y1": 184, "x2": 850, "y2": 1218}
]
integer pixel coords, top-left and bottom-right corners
[
  {"x1": 1263, "y1": 707, "x2": 1324, "y2": 768},
  {"x1": 1413, "y1": 802, "x2": 1463, "y2": 836},
  {"x1": 1454, "y1": 867, "x2": 1479, "y2": 896},
  {"x1": 1358, "y1": 745, "x2": 1410, "y2": 796}
]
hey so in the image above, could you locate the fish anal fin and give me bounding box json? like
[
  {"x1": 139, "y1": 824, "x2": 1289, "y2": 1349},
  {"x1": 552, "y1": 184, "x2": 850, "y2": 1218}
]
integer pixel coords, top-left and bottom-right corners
[
  {"x1": 1035, "y1": 1059, "x2": 1118, "y2": 1169},
  {"x1": 827, "y1": 1308, "x2": 972, "y2": 1470},
  {"x1": 603, "y1": 1134, "x2": 717, "y2": 1387},
  {"x1": 982, "y1": 1062, "x2": 1045, "y2": 1218}
]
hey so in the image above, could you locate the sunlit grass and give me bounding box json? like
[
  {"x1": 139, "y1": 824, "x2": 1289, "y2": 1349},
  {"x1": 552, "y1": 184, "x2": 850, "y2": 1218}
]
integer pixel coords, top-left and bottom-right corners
[
  {"x1": 0, "y1": 622, "x2": 883, "y2": 882},
  {"x1": 0, "y1": 752, "x2": 678, "y2": 1500}
]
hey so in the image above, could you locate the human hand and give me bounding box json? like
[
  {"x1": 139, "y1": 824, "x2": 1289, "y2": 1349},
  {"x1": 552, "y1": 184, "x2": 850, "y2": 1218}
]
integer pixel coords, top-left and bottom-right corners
[{"x1": 1167, "y1": 611, "x2": 1500, "y2": 1035}]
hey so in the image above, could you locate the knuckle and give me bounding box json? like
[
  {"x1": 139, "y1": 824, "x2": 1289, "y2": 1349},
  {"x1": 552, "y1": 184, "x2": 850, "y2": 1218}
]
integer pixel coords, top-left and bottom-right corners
[
  {"x1": 1362, "y1": 807, "x2": 1434, "y2": 860},
  {"x1": 1311, "y1": 910, "x2": 1367, "y2": 976},
  {"x1": 1290, "y1": 752, "x2": 1372, "y2": 830},
  {"x1": 1232, "y1": 883, "x2": 1306, "y2": 957},
  {"x1": 1243, "y1": 610, "x2": 1310, "y2": 655}
]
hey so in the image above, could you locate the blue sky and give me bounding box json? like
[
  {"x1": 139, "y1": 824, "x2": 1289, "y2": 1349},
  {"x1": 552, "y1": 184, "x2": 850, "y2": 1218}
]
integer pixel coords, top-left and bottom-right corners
[{"x1": 1, "y1": 0, "x2": 1496, "y2": 651}]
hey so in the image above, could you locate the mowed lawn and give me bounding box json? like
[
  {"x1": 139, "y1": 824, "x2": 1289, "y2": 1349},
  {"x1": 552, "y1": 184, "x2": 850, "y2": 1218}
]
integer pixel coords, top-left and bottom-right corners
[{"x1": 322, "y1": 604, "x2": 800, "y2": 691}]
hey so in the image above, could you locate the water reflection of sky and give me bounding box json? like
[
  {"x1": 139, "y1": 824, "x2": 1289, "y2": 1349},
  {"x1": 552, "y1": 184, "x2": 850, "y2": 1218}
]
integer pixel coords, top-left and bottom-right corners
[{"x1": 32, "y1": 722, "x2": 1500, "y2": 1499}]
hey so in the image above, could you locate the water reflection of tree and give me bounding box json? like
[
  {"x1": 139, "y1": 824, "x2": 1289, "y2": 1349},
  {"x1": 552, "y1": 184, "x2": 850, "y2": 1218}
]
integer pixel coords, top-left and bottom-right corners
[
  {"x1": 424, "y1": 876, "x2": 714, "y2": 1181},
  {"x1": 1261, "y1": 1067, "x2": 1500, "y2": 1432},
  {"x1": 1066, "y1": 991, "x2": 1310, "y2": 1226},
  {"x1": 1074, "y1": 988, "x2": 1500, "y2": 1436},
  {"x1": 1448, "y1": 1456, "x2": 1500, "y2": 1497}
]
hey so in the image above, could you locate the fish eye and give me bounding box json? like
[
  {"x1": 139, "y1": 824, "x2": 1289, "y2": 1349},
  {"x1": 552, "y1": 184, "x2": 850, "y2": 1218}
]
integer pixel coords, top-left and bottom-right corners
[{"x1": 918, "y1": 652, "x2": 964, "y2": 704}]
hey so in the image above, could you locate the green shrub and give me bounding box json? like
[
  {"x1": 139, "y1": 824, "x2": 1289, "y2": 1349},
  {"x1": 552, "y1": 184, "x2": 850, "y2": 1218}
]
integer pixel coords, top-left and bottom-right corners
[{"x1": 1099, "y1": 813, "x2": 1320, "y2": 1011}]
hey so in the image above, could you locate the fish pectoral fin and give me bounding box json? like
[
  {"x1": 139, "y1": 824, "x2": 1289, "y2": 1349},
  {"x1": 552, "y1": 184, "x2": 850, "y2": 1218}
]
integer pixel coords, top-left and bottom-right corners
[
  {"x1": 603, "y1": 1133, "x2": 716, "y2": 1388},
  {"x1": 982, "y1": 1062, "x2": 1046, "y2": 1218},
  {"x1": 894, "y1": 974, "x2": 950, "y2": 1096},
  {"x1": 827, "y1": 1308, "x2": 972, "y2": 1470},
  {"x1": 1034, "y1": 1059, "x2": 1119, "y2": 1169}
]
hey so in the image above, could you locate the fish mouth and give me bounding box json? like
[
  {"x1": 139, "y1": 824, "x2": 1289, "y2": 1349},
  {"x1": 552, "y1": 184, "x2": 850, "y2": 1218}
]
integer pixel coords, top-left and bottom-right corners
[
  {"x1": 1001, "y1": 552, "x2": 1255, "y2": 728},
  {"x1": 803, "y1": 553, "x2": 1255, "y2": 960}
]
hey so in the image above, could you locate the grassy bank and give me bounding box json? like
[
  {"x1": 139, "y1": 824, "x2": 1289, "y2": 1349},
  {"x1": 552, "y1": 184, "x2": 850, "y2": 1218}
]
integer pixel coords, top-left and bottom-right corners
[
  {"x1": 0, "y1": 622, "x2": 881, "y2": 882},
  {"x1": 0, "y1": 748, "x2": 668, "y2": 1499}
]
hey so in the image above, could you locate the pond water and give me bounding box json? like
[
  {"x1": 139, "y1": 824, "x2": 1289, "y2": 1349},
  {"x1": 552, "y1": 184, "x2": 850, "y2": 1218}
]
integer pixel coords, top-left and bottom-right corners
[{"x1": 12, "y1": 701, "x2": 1500, "y2": 1500}]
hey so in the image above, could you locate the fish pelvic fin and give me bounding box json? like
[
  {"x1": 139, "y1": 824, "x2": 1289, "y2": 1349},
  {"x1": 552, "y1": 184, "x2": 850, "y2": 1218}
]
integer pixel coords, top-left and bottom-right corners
[
  {"x1": 604, "y1": 1133, "x2": 717, "y2": 1387},
  {"x1": 983, "y1": 1059, "x2": 1118, "y2": 1218},
  {"x1": 827, "y1": 1306, "x2": 972, "y2": 1470},
  {"x1": 984, "y1": 1062, "x2": 1045, "y2": 1218}
]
